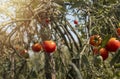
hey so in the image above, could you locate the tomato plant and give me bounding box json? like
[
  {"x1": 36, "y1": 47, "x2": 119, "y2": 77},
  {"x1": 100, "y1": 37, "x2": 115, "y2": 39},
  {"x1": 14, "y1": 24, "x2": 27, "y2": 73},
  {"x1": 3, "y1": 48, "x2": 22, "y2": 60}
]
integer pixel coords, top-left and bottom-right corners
[
  {"x1": 32, "y1": 43, "x2": 42, "y2": 52},
  {"x1": 42, "y1": 40, "x2": 56, "y2": 53},
  {"x1": 1, "y1": 0, "x2": 120, "y2": 79},
  {"x1": 106, "y1": 38, "x2": 120, "y2": 52},
  {"x1": 89, "y1": 35, "x2": 102, "y2": 46}
]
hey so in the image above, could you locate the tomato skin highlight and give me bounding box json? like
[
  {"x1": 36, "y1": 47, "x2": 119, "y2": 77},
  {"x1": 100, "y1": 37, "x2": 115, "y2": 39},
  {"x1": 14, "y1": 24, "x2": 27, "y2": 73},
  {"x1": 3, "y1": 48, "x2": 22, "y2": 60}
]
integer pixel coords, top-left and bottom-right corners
[
  {"x1": 106, "y1": 38, "x2": 120, "y2": 52},
  {"x1": 42, "y1": 40, "x2": 56, "y2": 53},
  {"x1": 89, "y1": 35, "x2": 102, "y2": 46},
  {"x1": 32, "y1": 43, "x2": 42, "y2": 52}
]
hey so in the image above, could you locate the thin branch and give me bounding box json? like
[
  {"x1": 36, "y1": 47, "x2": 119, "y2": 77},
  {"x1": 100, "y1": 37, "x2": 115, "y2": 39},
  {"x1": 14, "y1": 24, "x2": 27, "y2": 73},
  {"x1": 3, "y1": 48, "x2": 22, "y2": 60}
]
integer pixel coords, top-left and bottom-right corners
[{"x1": 69, "y1": 62, "x2": 83, "y2": 79}]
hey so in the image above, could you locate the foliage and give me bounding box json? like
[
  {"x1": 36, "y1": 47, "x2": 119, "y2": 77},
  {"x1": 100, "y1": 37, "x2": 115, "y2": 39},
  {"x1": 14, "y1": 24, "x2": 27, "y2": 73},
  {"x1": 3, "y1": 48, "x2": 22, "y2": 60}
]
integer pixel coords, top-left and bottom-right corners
[{"x1": 0, "y1": 0, "x2": 120, "y2": 79}]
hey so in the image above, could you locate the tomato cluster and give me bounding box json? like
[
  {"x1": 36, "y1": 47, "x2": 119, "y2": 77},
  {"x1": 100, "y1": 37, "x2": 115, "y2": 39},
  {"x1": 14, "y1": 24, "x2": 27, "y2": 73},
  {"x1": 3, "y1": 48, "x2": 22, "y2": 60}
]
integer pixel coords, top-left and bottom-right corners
[
  {"x1": 93, "y1": 48, "x2": 108, "y2": 60},
  {"x1": 90, "y1": 35, "x2": 120, "y2": 61},
  {"x1": 18, "y1": 40, "x2": 56, "y2": 58},
  {"x1": 31, "y1": 40, "x2": 56, "y2": 54}
]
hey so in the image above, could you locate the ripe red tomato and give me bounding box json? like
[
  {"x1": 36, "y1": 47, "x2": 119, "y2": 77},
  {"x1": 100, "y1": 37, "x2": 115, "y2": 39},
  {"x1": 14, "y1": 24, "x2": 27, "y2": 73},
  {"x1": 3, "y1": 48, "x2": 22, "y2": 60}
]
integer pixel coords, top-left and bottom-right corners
[
  {"x1": 42, "y1": 40, "x2": 56, "y2": 53},
  {"x1": 106, "y1": 38, "x2": 120, "y2": 52},
  {"x1": 20, "y1": 49, "x2": 29, "y2": 58},
  {"x1": 45, "y1": 19, "x2": 50, "y2": 24},
  {"x1": 93, "y1": 48, "x2": 99, "y2": 55},
  {"x1": 99, "y1": 48, "x2": 108, "y2": 60},
  {"x1": 89, "y1": 35, "x2": 102, "y2": 46},
  {"x1": 117, "y1": 28, "x2": 120, "y2": 36},
  {"x1": 20, "y1": 49, "x2": 27, "y2": 55},
  {"x1": 74, "y1": 20, "x2": 78, "y2": 25},
  {"x1": 32, "y1": 43, "x2": 42, "y2": 52},
  {"x1": 93, "y1": 48, "x2": 108, "y2": 60}
]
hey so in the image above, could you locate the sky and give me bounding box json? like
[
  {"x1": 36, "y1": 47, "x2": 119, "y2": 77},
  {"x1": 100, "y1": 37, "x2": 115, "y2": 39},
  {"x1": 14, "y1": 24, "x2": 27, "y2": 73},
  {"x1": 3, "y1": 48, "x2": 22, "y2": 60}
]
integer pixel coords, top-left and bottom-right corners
[{"x1": 0, "y1": 0, "x2": 11, "y2": 24}]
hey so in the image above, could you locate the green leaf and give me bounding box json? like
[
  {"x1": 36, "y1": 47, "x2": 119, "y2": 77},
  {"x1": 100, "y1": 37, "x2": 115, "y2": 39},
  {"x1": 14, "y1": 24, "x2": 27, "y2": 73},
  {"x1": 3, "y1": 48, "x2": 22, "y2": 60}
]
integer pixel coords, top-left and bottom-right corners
[
  {"x1": 54, "y1": 0, "x2": 64, "y2": 6},
  {"x1": 114, "y1": 63, "x2": 120, "y2": 68},
  {"x1": 71, "y1": 1, "x2": 85, "y2": 8},
  {"x1": 110, "y1": 49, "x2": 120, "y2": 66},
  {"x1": 101, "y1": 34, "x2": 111, "y2": 48},
  {"x1": 19, "y1": 75, "x2": 26, "y2": 79},
  {"x1": 81, "y1": 55, "x2": 90, "y2": 67},
  {"x1": 31, "y1": 71, "x2": 38, "y2": 78},
  {"x1": 119, "y1": 23, "x2": 120, "y2": 27},
  {"x1": 58, "y1": 6, "x2": 67, "y2": 12}
]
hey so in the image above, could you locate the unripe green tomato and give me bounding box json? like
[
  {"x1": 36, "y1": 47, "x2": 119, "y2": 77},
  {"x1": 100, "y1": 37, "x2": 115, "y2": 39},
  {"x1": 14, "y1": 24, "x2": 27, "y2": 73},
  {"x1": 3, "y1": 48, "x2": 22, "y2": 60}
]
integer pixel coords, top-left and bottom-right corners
[{"x1": 93, "y1": 55, "x2": 103, "y2": 67}]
